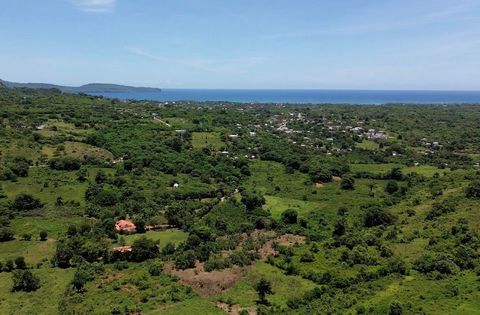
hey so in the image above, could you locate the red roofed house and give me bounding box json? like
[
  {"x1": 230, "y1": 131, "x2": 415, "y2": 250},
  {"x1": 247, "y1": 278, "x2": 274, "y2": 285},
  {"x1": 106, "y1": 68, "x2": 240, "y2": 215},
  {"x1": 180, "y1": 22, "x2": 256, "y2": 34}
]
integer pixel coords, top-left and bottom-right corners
[
  {"x1": 115, "y1": 219, "x2": 136, "y2": 233},
  {"x1": 113, "y1": 245, "x2": 132, "y2": 253}
]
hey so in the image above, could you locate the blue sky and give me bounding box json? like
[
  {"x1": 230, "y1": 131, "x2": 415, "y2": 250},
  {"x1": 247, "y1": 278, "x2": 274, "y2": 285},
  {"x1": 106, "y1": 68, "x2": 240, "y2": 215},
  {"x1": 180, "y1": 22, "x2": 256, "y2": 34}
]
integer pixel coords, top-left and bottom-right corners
[{"x1": 1, "y1": 0, "x2": 479, "y2": 89}]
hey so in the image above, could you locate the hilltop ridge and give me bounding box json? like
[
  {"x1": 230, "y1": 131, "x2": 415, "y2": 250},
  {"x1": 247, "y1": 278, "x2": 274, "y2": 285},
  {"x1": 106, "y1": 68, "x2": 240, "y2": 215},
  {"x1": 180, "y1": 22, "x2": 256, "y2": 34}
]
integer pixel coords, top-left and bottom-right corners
[{"x1": 0, "y1": 79, "x2": 161, "y2": 93}]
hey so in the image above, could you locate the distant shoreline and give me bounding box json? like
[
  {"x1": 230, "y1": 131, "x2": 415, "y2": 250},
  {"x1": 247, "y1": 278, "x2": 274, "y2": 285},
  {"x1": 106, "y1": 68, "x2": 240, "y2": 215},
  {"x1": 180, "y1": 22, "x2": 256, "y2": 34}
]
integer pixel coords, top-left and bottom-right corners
[{"x1": 89, "y1": 89, "x2": 480, "y2": 105}]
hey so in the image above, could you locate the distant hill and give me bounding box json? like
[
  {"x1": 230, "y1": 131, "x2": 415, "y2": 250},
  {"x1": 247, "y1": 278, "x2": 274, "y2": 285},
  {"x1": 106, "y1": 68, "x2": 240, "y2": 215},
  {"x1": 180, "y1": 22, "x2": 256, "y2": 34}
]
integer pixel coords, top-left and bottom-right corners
[{"x1": 0, "y1": 79, "x2": 161, "y2": 93}]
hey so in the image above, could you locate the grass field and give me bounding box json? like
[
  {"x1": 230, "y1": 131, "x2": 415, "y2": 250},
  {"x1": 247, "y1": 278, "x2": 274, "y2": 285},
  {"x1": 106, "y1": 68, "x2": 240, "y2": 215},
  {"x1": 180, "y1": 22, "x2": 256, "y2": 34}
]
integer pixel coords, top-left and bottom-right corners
[
  {"x1": 42, "y1": 141, "x2": 114, "y2": 160},
  {"x1": 0, "y1": 268, "x2": 75, "y2": 315},
  {"x1": 263, "y1": 195, "x2": 320, "y2": 220},
  {"x1": 121, "y1": 229, "x2": 188, "y2": 249},
  {"x1": 191, "y1": 132, "x2": 224, "y2": 150},
  {"x1": 0, "y1": 239, "x2": 55, "y2": 265},
  {"x1": 350, "y1": 163, "x2": 447, "y2": 177},
  {"x1": 60, "y1": 262, "x2": 197, "y2": 314},
  {"x1": 10, "y1": 216, "x2": 86, "y2": 239},
  {"x1": 155, "y1": 297, "x2": 224, "y2": 315},
  {"x1": 2, "y1": 167, "x2": 89, "y2": 205},
  {"x1": 356, "y1": 140, "x2": 380, "y2": 150},
  {"x1": 247, "y1": 160, "x2": 390, "y2": 218},
  {"x1": 216, "y1": 262, "x2": 317, "y2": 308}
]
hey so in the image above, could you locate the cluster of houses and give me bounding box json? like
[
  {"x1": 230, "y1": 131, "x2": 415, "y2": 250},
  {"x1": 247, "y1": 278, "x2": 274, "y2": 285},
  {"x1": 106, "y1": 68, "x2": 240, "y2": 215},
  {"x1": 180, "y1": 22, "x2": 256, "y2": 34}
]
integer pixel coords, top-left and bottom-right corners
[{"x1": 421, "y1": 138, "x2": 442, "y2": 156}]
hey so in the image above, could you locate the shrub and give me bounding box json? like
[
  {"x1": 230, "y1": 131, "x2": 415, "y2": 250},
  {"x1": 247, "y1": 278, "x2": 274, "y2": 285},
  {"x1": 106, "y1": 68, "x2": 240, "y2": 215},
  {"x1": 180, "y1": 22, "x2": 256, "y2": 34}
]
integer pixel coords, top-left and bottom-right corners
[
  {"x1": 340, "y1": 175, "x2": 355, "y2": 190},
  {"x1": 281, "y1": 209, "x2": 298, "y2": 225},
  {"x1": 0, "y1": 227, "x2": 15, "y2": 242},
  {"x1": 466, "y1": 180, "x2": 480, "y2": 199},
  {"x1": 14, "y1": 256, "x2": 26, "y2": 269},
  {"x1": 148, "y1": 261, "x2": 163, "y2": 276},
  {"x1": 11, "y1": 269, "x2": 41, "y2": 292},
  {"x1": 414, "y1": 253, "x2": 459, "y2": 276},
  {"x1": 385, "y1": 181, "x2": 399, "y2": 194},
  {"x1": 363, "y1": 205, "x2": 395, "y2": 227},
  {"x1": 388, "y1": 301, "x2": 403, "y2": 315},
  {"x1": 300, "y1": 252, "x2": 315, "y2": 262},
  {"x1": 426, "y1": 198, "x2": 457, "y2": 220},
  {"x1": 204, "y1": 255, "x2": 231, "y2": 271},
  {"x1": 39, "y1": 231, "x2": 48, "y2": 241},
  {"x1": 49, "y1": 157, "x2": 82, "y2": 171},
  {"x1": 11, "y1": 194, "x2": 43, "y2": 211},
  {"x1": 255, "y1": 278, "x2": 273, "y2": 305},
  {"x1": 174, "y1": 250, "x2": 196, "y2": 270}
]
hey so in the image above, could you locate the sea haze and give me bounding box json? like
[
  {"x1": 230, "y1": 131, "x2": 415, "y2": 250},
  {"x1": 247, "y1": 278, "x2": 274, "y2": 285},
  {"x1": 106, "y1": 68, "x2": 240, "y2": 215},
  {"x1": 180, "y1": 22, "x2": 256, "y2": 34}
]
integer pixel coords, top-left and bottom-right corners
[{"x1": 90, "y1": 89, "x2": 480, "y2": 105}]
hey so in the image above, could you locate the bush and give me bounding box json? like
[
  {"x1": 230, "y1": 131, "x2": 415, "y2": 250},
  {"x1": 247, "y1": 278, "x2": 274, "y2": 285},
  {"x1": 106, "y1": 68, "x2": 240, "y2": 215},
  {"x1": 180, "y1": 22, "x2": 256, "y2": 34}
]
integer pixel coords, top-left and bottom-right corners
[
  {"x1": 39, "y1": 231, "x2": 48, "y2": 241},
  {"x1": 414, "y1": 253, "x2": 459, "y2": 276},
  {"x1": 14, "y1": 256, "x2": 26, "y2": 269},
  {"x1": 204, "y1": 254, "x2": 231, "y2": 271},
  {"x1": 466, "y1": 180, "x2": 480, "y2": 199},
  {"x1": 0, "y1": 227, "x2": 15, "y2": 242},
  {"x1": 11, "y1": 194, "x2": 43, "y2": 211},
  {"x1": 11, "y1": 269, "x2": 41, "y2": 292},
  {"x1": 300, "y1": 252, "x2": 315, "y2": 262},
  {"x1": 388, "y1": 301, "x2": 403, "y2": 315},
  {"x1": 363, "y1": 205, "x2": 395, "y2": 227},
  {"x1": 385, "y1": 181, "x2": 399, "y2": 194},
  {"x1": 174, "y1": 250, "x2": 196, "y2": 270},
  {"x1": 148, "y1": 261, "x2": 163, "y2": 276},
  {"x1": 340, "y1": 175, "x2": 355, "y2": 190},
  {"x1": 426, "y1": 198, "x2": 457, "y2": 220},
  {"x1": 281, "y1": 209, "x2": 298, "y2": 225},
  {"x1": 49, "y1": 157, "x2": 82, "y2": 171}
]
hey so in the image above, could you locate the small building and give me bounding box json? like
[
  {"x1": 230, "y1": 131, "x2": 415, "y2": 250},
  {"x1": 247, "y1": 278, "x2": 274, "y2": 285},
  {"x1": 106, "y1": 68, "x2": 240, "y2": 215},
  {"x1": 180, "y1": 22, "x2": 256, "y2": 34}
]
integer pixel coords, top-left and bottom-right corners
[
  {"x1": 113, "y1": 245, "x2": 132, "y2": 253},
  {"x1": 115, "y1": 220, "x2": 136, "y2": 233},
  {"x1": 173, "y1": 183, "x2": 179, "y2": 188}
]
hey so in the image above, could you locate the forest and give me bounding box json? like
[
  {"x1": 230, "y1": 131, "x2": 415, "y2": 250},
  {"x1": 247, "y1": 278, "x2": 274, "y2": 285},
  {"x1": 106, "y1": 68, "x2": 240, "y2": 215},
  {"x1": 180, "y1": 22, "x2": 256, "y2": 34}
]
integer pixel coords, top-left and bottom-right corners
[{"x1": 0, "y1": 83, "x2": 479, "y2": 315}]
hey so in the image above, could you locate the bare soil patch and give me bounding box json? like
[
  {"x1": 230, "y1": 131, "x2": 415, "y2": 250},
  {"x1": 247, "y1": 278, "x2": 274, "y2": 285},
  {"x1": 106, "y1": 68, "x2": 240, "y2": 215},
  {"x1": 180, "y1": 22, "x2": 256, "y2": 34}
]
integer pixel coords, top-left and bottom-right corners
[{"x1": 165, "y1": 232, "x2": 305, "y2": 297}]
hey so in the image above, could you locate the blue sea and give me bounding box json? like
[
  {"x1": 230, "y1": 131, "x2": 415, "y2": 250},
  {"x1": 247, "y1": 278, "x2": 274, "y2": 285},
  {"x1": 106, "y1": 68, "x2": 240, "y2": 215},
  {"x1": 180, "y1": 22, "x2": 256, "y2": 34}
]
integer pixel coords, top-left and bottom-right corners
[{"x1": 91, "y1": 89, "x2": 480, "y2": 105}]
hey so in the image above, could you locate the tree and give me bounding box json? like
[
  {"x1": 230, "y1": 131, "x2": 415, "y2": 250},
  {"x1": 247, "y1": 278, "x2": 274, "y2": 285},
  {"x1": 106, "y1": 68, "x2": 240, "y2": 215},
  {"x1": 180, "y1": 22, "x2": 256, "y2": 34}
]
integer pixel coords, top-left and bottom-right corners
[
  {"x1": 76, "y1": 168, "x2": 88, "y2": 182},
  {"x1": 0, "y1": 227, "x2": 15, "y2": 242},
  {"x1": 255, "y1": 278, "x2": 273, "y2": 305},
  {"x1": 10, "y1": 157, "x2": 30, "y2": 177},
  {"x1": 340, "y1": 175, "x2": 355, "y2": 190},
  {"x1": 72, "y1": 267, "x2": 93, "y2": 292},
  {"x1": 333, "y1": 219, "x2": 346, "y2": 237},
  {"x1": 11, "y1": 269, "x2": 41, "y2": 292},
  {"x1": 133, "y1": 218, "x2": 146, "y2": 234},
  {"x1": 466, "y1": 180, "x2": 480, "y2": 199},
  {"x1": 14, "y1": 256, "x2": 26, "y2": 269},
  {"x1": 385, "y1": 181, "x2": 399, "y2": 194},
  {"x1": 39, "y1": 230, "x2": 48, "y2": 241},
  {"x1": 281, "y1": 209, "x2": 298, "y2": 225},
  {"x1": 363, "y1": 205, "x2": 395, "y2": 227},
  {"x1": 49, "y1": 157, "x2": 81, "y2": 171},
  {"x1": 11, "y1": 194, "x2": 43, "y2": 211},
  {"x1": 95, "y1": 170, "x2": 107, "y2": 184},
  {"x1": 387, "y1": 168, "x2": 403, "y2": 180},
  {"x1": 388, "y1": 301, "x2": 403, "y2": 315},
  {"x1": 130, "y1": 236, "x2": 159, "y2": 262},
  {"x1": 241, "y1": 192, "x2": 266, "y2": 211},
  {"x1": 174, "y1": 250, "x2": 196, "y2": 269}
]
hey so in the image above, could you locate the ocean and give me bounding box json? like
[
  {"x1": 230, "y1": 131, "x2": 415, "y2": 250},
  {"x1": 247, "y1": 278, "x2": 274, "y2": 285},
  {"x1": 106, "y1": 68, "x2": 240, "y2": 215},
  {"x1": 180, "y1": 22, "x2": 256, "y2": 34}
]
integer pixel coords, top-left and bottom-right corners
[{"x1": 90, "y1": 89, "x2": 480, "y2": 105}]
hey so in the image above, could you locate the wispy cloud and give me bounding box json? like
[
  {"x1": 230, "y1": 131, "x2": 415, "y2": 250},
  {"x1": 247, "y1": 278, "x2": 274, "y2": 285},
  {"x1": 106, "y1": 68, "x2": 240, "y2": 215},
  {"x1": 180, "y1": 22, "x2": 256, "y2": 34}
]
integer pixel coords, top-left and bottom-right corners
[
  {"x1": 125, "y1": 46, "x2": 265, "y2": 74},
  {"x1": 71, "y1": 0, "x2": 116, "y2": 13},
  {"x1": 264, "y1": 2, "x2": 479, "y2": 40}
]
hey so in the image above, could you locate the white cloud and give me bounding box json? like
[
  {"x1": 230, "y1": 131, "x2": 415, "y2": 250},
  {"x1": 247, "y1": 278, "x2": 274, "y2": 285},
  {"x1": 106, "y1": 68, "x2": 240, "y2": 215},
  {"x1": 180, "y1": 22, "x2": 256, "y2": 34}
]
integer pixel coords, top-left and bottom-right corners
[{"x1": 71, "y1": 0, "x2": 116, "y2": 13}]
